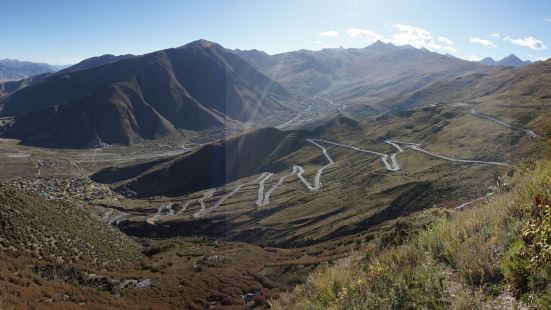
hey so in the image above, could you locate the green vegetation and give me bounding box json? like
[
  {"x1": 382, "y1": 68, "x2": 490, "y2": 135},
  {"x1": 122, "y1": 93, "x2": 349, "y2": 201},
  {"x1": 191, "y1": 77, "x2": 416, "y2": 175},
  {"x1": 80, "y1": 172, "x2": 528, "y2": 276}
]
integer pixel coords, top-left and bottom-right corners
[{"x1": 274, "y1": 157, "x2": 551, "y2": 309}]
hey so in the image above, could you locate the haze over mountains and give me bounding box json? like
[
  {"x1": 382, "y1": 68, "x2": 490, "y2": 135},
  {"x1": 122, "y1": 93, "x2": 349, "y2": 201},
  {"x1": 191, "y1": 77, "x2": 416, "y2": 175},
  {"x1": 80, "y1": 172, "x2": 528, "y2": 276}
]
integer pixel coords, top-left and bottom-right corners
[
  {"x1": 0, "y1": 58, "x2": 63, "y2": 81},
  {"x1": 235, "y1": 41, "x2": 497, "y2": 112}
]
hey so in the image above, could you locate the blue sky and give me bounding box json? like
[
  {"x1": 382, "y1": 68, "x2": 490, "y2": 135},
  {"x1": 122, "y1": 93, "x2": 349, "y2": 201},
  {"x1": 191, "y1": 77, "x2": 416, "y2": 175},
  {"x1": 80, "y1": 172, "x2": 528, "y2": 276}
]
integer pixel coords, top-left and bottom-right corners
[{"x1": 1, "y1": 0, "x2": 550, "y2": 65}]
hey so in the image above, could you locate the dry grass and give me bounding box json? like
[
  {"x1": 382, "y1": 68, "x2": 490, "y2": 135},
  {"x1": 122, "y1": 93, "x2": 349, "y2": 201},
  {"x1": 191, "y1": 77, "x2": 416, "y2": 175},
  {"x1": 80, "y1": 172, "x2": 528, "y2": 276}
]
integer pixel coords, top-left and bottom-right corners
[{"x1": 272, "y1": 158, "x2": 551, "y2": 309}]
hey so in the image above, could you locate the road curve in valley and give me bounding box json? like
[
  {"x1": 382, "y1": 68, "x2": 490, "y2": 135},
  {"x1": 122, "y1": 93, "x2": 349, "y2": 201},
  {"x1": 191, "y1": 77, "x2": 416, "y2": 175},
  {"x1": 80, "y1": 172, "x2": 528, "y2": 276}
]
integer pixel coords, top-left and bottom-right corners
[
  {"x1": 143, "y1": 136, "x2": 511, "y2": 221},
  {"x1": 277, "y1": 92, "x2": 336, "y2": 129},
  {"x1": 192, "y1": 189, "x2": 216, "y2": 218},
  {"x1": 405, "y1": 143, "x2": 512, "y2": 167},
  {"x1": 455, "y1": 192, "x2": 495, "y2": 210},
  {"x1": 468, "y1": 108, "x2": 541, "y2": 139},
  {"x1": 453, "y1": 103, "x2": 541, "y2": 139}
]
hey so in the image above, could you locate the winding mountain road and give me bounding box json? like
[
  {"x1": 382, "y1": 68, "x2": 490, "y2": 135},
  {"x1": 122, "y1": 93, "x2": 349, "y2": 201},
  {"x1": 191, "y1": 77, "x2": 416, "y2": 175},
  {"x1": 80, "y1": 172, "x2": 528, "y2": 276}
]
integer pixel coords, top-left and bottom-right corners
[
  {"x1": 109, "y1": 100, "x2": 527, "y2": 224},
  {"x1": 144, "y1": 136, "x2": 511, "y2": 220},
  {"x1": 455, "y1": 192, "x2": 495, "y2": 210},
  {"x1": 277, "y1": 92, "x2": 337, "y2": 129},
  {"x1": 405, "y1": 143, "x2": 511, "y2": 167},
  {"x1": 453, "y1": 103, "x2": 541, "y2": 139},
  {"x1": 468, "y1": 108, "x2": 541, "y2": 139}
]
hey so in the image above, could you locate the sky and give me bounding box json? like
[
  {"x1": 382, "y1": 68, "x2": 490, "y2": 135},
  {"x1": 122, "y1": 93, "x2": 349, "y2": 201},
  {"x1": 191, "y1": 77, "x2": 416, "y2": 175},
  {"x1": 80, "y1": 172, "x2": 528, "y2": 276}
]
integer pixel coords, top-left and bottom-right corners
[{"x1": 1, "y1": 0, "x2": 550, "y2": 65}]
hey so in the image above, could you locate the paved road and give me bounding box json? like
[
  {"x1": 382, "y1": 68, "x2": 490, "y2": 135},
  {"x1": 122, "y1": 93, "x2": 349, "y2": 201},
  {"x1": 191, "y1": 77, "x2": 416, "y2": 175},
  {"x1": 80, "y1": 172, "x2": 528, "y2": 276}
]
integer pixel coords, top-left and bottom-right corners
[
  {"x1": 468, "y1": 108, "x2": 541, "y2": 139},
  {"x1": 453, "y1": 103, "x2": 541, "y2": 139},
  {"x1": 144, "y1": 136, "x2": 511, "y2": 220},
  {"x1": 310, "y1": 139, "x2": 404, "y2": 171},
  {"x1": 277, "y1": 92, "x2": 337, "y2": 129},
  {"x1": 102, "y1": 209, "x2": 131, "y2": 226},
  {"x1": 192, "y1": 189, "x2": 216, "y2": 218},
  {"x1": 455, "y1": 192, "x2": 495, "y2": 210},
  {"x1": 257, "y1": 169, "x2": 297, "y2": 207},
  {"x1": 296, "y1": 139, "x2": 335, "y2": 191},
  {"x1": 405, "y1": 143, "x2": 511, "y2": 167},
  {"x1": 201, "y1": 173, "x2": 271, "y2": 217},
  {"x1": 175, "y1": 201, "x2": 192, "y2": 215}
]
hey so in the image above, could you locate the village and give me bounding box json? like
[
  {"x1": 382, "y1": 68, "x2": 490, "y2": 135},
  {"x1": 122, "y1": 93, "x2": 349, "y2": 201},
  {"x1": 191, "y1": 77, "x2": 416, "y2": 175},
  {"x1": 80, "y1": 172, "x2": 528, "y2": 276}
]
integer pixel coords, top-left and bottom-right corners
[{"x1": 7, "y1": 176, "x2": 112, "y2": 202}]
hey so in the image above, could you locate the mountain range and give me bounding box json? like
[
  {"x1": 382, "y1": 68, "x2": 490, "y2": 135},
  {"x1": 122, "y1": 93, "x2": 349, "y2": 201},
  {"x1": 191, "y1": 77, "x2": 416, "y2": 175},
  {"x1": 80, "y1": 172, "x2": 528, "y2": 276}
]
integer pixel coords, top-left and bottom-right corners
[
  {"x1": 478, "y1": 54, "x2": 532, "y2": 68},
  {"x1": 0, "y1": 40, "x2": 295, "y2": 147},
  {"x1": 234, "y1": 41, "x2": 493, "y2": 108},
  {"x1": 0, "y1": 58, "x2": 63, "y2": 81},
  {"x1": 0, "y1": 39, "x2": 508, "y2": 148},
  {"x1": 0, "y1": 54, "x2": 136, "y2": 96}
]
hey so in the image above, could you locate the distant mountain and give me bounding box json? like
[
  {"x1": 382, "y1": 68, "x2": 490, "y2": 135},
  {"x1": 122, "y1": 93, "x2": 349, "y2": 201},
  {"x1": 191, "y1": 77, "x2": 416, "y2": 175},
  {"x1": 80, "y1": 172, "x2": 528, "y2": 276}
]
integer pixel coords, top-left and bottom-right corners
[
  {"x1": 0, "y1": 40, "x2": 295, "y2": 147},
  {"x1": 0, "y1": 54, "x2": 135, "y2": 96},
  {"x1": 395, "y1": 58, "x2": 551, "y2": 109},
  {"x1": 235, "y1": 41, "x2": 491, "y2": 107},
  {"x1": 479, "y1": 57, "x2": 498, "y2": 66},
  {"x1": 479, "y1": 54, "x2": 531, "y2": 68},
  {"x1": 0, "y1": 59, "x2": 60, "y2": 81},
  {"x1": 59, "y1": 54, "x2": 135, "y2": 74}
]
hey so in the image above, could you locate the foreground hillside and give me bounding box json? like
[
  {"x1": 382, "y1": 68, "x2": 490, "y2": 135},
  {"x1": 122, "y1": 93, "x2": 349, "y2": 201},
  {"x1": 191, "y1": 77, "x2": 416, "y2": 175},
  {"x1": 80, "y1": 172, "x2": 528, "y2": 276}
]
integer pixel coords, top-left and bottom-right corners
[
  {"x1": 274, "y1": 151, "x2": 551, "y2": 309},
  {"x1": 0, "y1": 182, "x2": 145, "y2": 308},
  {"x1": 0, "y1": 181, "x2": 359, "y2": 309}
]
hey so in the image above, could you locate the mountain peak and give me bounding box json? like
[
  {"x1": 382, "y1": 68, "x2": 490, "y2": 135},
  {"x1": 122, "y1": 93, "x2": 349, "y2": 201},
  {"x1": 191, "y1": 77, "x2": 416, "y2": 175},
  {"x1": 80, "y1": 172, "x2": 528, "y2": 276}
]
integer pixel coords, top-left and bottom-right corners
[
  {"x1": 498, "y1": 54, "x2": 531, "y2": 67},
  {"x1": 503, "y1": 53, "x2": 521, "y2": 60},
  {"x1": 479, "y1": 54, "x2": 531, "y2": 68},
  {"x1": 368, "y1": 40, "x2": 390, "y2": 49},
  {"x1": 182, "y1": 39, "x2": 220, "y2": 49}
]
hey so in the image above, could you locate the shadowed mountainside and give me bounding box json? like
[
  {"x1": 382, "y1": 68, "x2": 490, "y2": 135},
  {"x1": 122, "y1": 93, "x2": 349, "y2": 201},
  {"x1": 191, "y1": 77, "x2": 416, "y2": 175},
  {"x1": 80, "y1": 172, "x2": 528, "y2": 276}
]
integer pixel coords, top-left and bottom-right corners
[
  {"x1": 95, "y1": 127, "x2": 310, "y2": 197},
  {"x1": 0, "y1": 40, "x2": 295, "y2": 147}
]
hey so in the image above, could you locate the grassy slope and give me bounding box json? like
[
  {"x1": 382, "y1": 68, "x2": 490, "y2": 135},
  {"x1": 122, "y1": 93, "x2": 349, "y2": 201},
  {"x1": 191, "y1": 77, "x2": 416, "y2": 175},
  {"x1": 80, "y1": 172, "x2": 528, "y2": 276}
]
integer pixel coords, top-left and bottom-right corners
[
  {"x1": 115, "y1": 104, "x2": 531, "y2": 249},
  {"x1": 273, "y1": 151, "x2": 551, "y2": 309}
]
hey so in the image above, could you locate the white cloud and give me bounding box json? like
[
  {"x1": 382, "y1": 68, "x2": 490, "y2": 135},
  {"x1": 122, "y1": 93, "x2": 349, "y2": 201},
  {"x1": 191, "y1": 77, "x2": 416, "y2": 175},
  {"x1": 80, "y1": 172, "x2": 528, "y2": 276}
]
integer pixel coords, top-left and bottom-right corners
[
  {"x1": 438, "y1": 36, "x2": 454, "y2": 46},
  {"x1": 345, "y1": 24, "x2": 457, "y2": 53},
  {"x1": 504, "y1": 36, "x2": 547, "y2": 50},
  {"x1": 345, "y1": 28, "x2": 384, "y2": 43},
  {"x1": 318, "y1": 30, "x2": 338, "y2": 37},
  {"x1": 542, "y1": 17, "x2": 551, "y2": 23},
  {"x1": 314, "y1": 40, "x2": 329, "y2": 49},
  {"x1": 468, "y1": 55, "x2": 482, "y2": 61},
  {"x1": 491, "y1": 33, "x2": 501, "y2": 39},
  {"x1": 390, "y1": 24, "x2": 457, "y2": 53},
  {"x1": 469, "y1": 37, "x2": 497, "y2": 48},
  {"x1": 535, "y1": 56, "x2": 549, "y2": 61}
]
